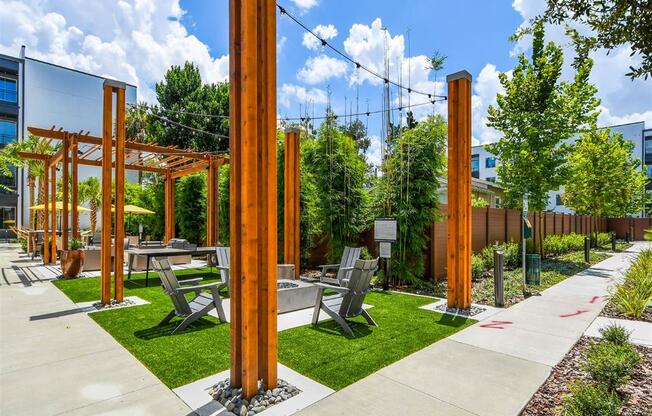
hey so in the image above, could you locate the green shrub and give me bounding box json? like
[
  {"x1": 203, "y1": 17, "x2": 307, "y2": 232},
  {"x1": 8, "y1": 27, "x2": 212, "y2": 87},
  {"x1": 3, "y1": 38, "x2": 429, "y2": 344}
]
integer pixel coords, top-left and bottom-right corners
[
  {"x1": 584, "y1": 341, "x2": 641, "y2": 391},
  {"x1": 18, "y1": 237, "x2": 27, "y2": 252},
  {"x1": 477, "y1": 241, "x2": 521, "y2": 272},
  {"x1": 610, "y1": 248, "x2": 652, "y2": 318},
  {"x1": 563, "y1": 381, "x2": 621, "y2": 416},
  {"x1": 543, "y1": 233, "x2": 586, "y2": 257},
  {"x1": 472, "y1": 255, "x2": 485, "y2": 280},
  {"x1": 69, "y1": 238, "x2": 83, "y2": 250},
  {"x1": 596, "y1": 233, "x2": 611, "y2": 248},
  {"x1": 599, "y1": 323, "x2": 631, "y2": 346}
]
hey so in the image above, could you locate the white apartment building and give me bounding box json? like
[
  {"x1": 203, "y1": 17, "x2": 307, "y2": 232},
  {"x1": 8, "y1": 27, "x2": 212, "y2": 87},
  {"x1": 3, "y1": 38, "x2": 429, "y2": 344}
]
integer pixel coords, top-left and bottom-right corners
[
  {"x1": 0, "y1": 48, "x2": 137, "y2": 237},
  {"x1": 471, "y1": 121, "x2": 652, "y2": 216}
]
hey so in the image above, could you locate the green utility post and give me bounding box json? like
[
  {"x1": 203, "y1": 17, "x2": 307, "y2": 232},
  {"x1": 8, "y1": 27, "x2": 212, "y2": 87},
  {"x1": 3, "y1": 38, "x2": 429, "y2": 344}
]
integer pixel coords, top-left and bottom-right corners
[{"x1": 522, "y1": 193, "x2": 531, "y2": 293}]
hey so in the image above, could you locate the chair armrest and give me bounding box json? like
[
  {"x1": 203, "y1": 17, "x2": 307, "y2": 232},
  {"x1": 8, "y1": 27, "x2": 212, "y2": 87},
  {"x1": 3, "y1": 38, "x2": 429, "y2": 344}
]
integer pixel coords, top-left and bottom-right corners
[
  {"x1": 176, "y1": 282, "x2": 222, "y2": 294},
  {"x1": 178, "y1": 277, "x2": 203, "y2": 286},
  {"x1": 215, "y1": 265, "x2": 230, "y2": 271},
  {"x1": 314, "y1": 282, "x2": 350, "y2": 294},
  {"x1": 319, "y1": 264, "x2": 340, "y2": 270},
  {"x1": 338, "y1": 266, "x2": 354, "y2": 272}
]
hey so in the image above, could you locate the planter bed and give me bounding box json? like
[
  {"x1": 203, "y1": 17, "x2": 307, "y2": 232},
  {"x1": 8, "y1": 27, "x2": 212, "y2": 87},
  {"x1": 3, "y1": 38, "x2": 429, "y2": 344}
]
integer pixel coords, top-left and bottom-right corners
[
  {"x1": 522, "y1": 336, "x2": 652, "y2": 416},
  {"x1": 601, "y1": 303, "x2": 652, "y2": 323}
]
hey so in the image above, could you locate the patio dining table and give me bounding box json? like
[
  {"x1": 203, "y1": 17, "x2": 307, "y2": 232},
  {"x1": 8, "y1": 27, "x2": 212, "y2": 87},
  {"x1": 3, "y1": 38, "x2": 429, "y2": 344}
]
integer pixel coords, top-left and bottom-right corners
[{"x1": 126, "y1": 246, "x2": 217, "y2": 287}]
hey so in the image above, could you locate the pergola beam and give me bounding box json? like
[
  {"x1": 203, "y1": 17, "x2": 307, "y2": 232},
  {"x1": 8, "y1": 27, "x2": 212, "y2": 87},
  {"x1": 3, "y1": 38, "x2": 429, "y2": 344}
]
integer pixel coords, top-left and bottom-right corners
[
  {"x1": 100, "y1": 83, "x2": 113, "y2": 305},
  {"x1": 114, "y1": 86, "x2": 126, "y2": 303},
  {"x1": 169, "y1": 160, "x2": 210, "y2": 179}
]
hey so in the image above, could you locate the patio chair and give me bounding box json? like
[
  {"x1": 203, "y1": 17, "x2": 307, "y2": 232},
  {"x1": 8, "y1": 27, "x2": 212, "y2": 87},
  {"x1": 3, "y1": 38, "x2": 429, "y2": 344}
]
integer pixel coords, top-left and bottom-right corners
[
  {"x1": 319, "y1": 246, "x2": 362, "y2": 286},
  {"x1": 151, "y1": 257, "x2": 227, "y2": 334},
  {"x1": 31, "y1": 232, "x2": 44, "y2": 260},
  {"x1": 312, "y1": 258, "x2": 379, "y2": 336},
  {"x1": 214, "y1": 247, "x2": 230, "y2": 296}
]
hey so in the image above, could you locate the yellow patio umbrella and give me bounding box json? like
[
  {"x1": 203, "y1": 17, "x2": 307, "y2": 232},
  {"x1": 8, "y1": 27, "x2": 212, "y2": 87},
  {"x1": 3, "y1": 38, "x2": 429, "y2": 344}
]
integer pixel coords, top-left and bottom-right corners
[
  {"x1": 111, "y1": 204, "x2": 155, "y2": 215},
  {"x1": 29, "y1": 202, "x2": 91, "y2": 213}
]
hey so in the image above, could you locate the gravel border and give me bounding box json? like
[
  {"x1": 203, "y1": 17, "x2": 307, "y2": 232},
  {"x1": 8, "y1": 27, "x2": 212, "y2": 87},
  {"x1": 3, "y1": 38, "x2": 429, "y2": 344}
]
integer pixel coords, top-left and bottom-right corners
[
  {"x1": 522, "y1": 336, "x2": 652, "y2": 416},
  {"x1": 434, "y1": 304, "x2": 486, "y2": 317},
  {"x1": 209, "y1": 378, "x2": 301, "y2": 416}
]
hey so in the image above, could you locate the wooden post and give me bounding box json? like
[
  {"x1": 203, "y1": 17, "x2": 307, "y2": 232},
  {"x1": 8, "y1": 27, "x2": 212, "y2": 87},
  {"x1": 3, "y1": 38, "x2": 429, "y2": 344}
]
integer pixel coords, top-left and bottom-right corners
[
  {"x1": 284, "y1": 128, "x2": 300, "y2": 278},
  {"x1": 114, "y1": 85, "x2": 126, "y2": 303},
  {"x1": 164, "y1": 171, "x2": 175, "y2": 243},
  {"x1": 43, "y1": 163, "x2": 50, "y2": 264},
  {"x1": 101, "y1": 83, "x2": 113, "y2": 305},
  {"x1": 446, "y1": 70, "x2": 472, "y2": 309},
  {"x1": 71, "y1": 134, "x2": 79, "y2": 239},
  {"x1": 50, "y1": 164, "x2": 57, "y2": 262},
  {"x1": 229, "y1": 0, "x2": 278, "y2": 397},
  {"x1": 206, "y1": 158, "x2": 220, "y2": 246},
  {"x1": 62, "y1": 133, "x2": 69, "y2": 250}
]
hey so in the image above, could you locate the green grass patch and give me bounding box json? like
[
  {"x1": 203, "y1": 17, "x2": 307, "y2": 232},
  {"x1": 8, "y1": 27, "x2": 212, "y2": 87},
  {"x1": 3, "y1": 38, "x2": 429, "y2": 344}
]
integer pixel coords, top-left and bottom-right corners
[
  {"x1": 278, "y1": 291, "x2": 474, "y2": 390},
  {"x1": 54, "y1": 272, "x2": 472, "y2": 390}
]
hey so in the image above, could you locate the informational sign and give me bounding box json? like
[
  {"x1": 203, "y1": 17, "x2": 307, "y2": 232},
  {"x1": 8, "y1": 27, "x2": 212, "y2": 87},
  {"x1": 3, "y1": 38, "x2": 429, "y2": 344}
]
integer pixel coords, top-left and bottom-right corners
[
  {"x1": 522, "y1": 193, "x2": 529, "y2": 218},
  {"x1": 379, "y1": 242, "x2": 392, "y2": 258},
  {"x1": 374, "y1": 217, "x2": 397, "y2": 242}
]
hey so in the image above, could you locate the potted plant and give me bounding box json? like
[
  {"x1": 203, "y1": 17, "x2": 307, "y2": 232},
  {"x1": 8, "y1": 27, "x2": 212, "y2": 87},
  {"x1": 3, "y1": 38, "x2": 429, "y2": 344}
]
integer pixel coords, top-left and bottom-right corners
[{"x1": 60, "y1": 238, "x2": 84, "y2": 279}]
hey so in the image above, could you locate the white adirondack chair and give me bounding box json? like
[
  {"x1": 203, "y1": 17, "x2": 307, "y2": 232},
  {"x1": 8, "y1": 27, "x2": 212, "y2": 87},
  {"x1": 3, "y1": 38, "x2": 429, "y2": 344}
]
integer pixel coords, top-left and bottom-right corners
[{"x1": 214, "y1": 247, "x2": 230, "y2": 295}]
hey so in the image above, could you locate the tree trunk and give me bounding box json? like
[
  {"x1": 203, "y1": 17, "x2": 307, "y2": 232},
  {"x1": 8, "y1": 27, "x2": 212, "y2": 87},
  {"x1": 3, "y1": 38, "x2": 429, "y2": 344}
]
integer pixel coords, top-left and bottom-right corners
[
  {"x1": 90, "y1": 200, "x2": 97, "y2": 234},
  {"x1": 27, "y1": 174, "x2": 35, "y2": 229},
  {"x1": 37, "y1": 178, "x2": 45, "y2": 229}
]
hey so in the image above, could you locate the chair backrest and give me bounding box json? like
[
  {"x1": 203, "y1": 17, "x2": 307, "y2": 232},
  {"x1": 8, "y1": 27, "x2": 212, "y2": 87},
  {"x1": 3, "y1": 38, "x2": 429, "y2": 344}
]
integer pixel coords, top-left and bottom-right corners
[
  {"x1": 338, "y1": 258, "x2": 378, "y2": 318},
  {"x1": 337, "y1": 246, "x2": 363, "y2": 281},
  {"x1": 151, "y1": 257, "x2": 191, "y2": 315},
  {"x1": 215, "y1": 247, "x2": 230, "y2": 285}
]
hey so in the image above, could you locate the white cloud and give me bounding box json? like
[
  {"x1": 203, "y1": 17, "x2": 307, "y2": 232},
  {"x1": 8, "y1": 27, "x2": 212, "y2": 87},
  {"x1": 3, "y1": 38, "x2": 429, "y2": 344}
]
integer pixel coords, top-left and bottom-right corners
[
  {"x1": 290, "y1": 0, "x2": 319, "y2": 11},
  {"x1": 279, "y1": 83, "x2": 328, "y2": 108},
  {"x1": 0, "y1": 0, "x2": 229, "y2": 104},
  {"x1": 472, "y1": 64, "x2": 512, "y2": 144},
  {"x1": 508, "y1": 0, "x2": 652, "y2": 132},
  {"x1": 297, "y1": 55, "x2": 348, "y2": 84},
  {"x1": 302, "y1": 24, "x2": 338, "y2": 50},
  {"x1": 366, "y1": 135, "x2": 382, "y2": 166}
]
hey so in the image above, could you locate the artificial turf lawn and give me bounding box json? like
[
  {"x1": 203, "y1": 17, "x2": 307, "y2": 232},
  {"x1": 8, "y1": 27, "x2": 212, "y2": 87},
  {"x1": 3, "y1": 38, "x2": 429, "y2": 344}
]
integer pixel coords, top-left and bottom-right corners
[{"x1": 54, "y1": 271, "x2": 473, "y2": 390}]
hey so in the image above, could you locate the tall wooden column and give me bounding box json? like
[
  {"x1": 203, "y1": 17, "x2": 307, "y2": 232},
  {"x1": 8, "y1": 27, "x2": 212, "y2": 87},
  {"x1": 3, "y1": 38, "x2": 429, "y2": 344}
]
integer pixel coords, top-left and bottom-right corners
[
  {"x1": 101, "y1": 82, "x2": 114, "y2": 305},
  {"x1": 284, "y1": 128, "x2": 300, "y2": 278},
  {"x1": 50, "y1": 164, "x2": 57, "y2": 262},
  {"x1": 71, "y1": 135, "x2": 79, "y2": 239},
  {"x1": 114, "y1": 86, "x2": 126, "y2": 303},
  {"x1": 62, "y1": 133, "x2": 70, "y2": 250},
  {"x1": 164, "y1": 171, "x2": 175, "y2": 243},
  {"x1": 229, "y1": 0, "x2": 278, "y2": 398},
  {"x1": 206, "y1": 158, "x2": 220, "y2": 246},
  {"x1": 447, "y1": 70, "x2": 472, "y2": 309},
  {"x1": 43, "y1": 163, "x2": 50, "y2": 264}
]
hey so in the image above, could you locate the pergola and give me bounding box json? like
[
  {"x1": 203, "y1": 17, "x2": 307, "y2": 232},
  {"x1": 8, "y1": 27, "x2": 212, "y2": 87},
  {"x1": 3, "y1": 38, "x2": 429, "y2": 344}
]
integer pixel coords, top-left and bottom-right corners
[{"x1": 19, "y1": 88, "x2": 228, "y2": 305}]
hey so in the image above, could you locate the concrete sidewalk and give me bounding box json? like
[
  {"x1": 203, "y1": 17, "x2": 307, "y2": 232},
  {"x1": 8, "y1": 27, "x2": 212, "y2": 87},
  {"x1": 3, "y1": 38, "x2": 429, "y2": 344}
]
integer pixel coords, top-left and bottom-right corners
[
  {"x1": 298, "y1": 243, "x2": 649, "y2": 416},
  {"x1": 0, "y1": 244, "x2": 191, "y2": 416}
]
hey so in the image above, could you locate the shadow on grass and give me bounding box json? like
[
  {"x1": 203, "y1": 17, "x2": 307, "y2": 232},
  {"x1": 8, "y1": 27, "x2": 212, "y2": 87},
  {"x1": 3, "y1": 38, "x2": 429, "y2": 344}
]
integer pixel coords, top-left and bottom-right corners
[
  {"x1": 309, "y1": 319, "x2": 374, "y2": 339},
  {"x1": 134, "y1": 317, "x2": 222, "y2": 340},
  {"x1": 436, "y1": 313, "x2": 470, "y2": 328},
  {"x1": 541, "y1": 257, "x2": 589, "y2": 276}
]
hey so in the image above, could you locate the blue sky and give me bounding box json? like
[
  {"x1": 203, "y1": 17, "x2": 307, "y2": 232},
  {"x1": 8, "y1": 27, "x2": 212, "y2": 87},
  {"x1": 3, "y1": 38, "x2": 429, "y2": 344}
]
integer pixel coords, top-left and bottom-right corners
[{"x1": 1, "y1": 0, "x2": 650, "y2": 165}]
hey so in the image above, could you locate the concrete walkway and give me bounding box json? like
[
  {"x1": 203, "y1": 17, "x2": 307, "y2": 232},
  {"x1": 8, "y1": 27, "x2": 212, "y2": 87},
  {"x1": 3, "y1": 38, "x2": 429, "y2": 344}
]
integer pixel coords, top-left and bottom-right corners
[
  {"x1": 0, "y1": 244, "x2": 191, "y2": 416},
  {"x1": 298, "y1": 242, "x2": 650, "y2": 416}
]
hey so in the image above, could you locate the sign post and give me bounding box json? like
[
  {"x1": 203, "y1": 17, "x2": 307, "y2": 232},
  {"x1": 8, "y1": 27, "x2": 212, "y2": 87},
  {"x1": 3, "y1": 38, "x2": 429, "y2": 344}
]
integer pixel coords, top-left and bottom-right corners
[
  {"x1": 522, "y1": 193, "x2": 529, "y2": 293},
  {"x1": 374, "y1": 217, "x2": 397, "y2": 290}
]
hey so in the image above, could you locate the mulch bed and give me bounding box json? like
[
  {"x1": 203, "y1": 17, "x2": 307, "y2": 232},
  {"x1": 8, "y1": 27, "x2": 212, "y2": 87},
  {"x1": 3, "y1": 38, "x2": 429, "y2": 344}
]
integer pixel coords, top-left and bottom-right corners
[
  {"x1": 522, "y1": 336, "x2": 652, "y2": 416},
  {"x1": 600, "y1": 303, "x2": 652, "y2": 323}
]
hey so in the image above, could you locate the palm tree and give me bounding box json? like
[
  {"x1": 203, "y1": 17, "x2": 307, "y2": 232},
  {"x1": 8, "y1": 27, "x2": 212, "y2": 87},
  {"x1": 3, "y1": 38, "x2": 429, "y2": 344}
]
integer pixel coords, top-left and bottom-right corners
[
  {"x1": 79, "y1": 177, "x2": 101, "y2": 234},
  {"x1": 0, "y1": 134, "x2": 54, "y2": 229}
]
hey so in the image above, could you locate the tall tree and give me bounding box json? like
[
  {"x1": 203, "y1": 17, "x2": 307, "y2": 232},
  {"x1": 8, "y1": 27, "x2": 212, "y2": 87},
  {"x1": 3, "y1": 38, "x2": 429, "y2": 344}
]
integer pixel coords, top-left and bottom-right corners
[
  {"x1": 306, "y1": 110, "x2": 370, "y2": 262},
  {"x1": 78, "y1": 177, "x2": 101, "y2": 234},
  {"x1": 380, "y1": 116, "x2": 447, "y2": 283},
  {"x1": 339, "y1": 119, "x2": 371, "y2": 153},
  {"x1": 487, "y1": 19, "x2": 600, "y2": 254},
  {"x1": 545, "y1": 0, "x2": 652, "y2": 79},
  {"x1": 149, "y1": 62, "x2": 229, "y2": 151},
  {"x1": 563, "y1": 128, "x2": 648, "y2": 220},
  {"x1": 176, "y1": 174, "x2": 206, "y2": 244}
]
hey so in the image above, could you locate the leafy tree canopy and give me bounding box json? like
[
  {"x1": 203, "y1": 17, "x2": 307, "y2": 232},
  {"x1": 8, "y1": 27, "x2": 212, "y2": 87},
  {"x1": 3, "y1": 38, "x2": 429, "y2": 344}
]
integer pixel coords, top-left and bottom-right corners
[{"x1": 563, "y1": 128, "x2": 648, "y2": 216}]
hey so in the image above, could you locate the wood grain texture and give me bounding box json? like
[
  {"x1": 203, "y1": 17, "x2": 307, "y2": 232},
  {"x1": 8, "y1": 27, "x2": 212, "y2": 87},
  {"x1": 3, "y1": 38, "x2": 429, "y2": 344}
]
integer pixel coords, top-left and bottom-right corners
[
  {"x1": 164, "y1": 172, "x2": 175, "y2": 243},
  {"x1": 284, "y1": 129, "x2": 300, "y2": 278},
  {"x1": 114, "y1": 87, "x2": 126, "y2": 303},
  {"x1": 71, "y1": 135, "x2": 79, "y2": 239},
  {"x1": 229, "y1": 0, "x2": 278, "y2": 397},
  {"x1": 447, "y1": 73, "x2": 472, "y2": 309},
  {"x1": 50, "y1": 165, "x2": 57, "y2": 263},
  {"x1": 62, "y1": 133, "x2": 69, "y2": 250},
  {"x1": 43, "y1": 162, "x2": 50, "y2": 264},
  {"x1": 101, "y1": 84, "x2": 113, "y2": 305}
]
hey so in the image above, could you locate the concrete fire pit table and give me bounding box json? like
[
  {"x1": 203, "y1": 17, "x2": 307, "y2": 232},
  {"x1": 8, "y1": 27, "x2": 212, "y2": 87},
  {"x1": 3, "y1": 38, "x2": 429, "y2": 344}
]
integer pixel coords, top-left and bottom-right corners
[{"x1": 277, "y1": 279, "x2": 319, "y2": 314}]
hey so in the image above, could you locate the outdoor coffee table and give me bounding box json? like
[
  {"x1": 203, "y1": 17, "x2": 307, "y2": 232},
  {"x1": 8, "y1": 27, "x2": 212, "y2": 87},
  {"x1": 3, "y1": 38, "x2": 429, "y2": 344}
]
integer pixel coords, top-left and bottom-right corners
[{"x1": 126, "y1": 246, "x2": 217, "y2": 287}]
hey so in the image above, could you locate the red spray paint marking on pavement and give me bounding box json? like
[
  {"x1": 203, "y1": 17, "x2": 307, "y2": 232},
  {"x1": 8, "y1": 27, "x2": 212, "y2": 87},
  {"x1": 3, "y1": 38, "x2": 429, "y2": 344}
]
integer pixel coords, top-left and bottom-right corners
[
  {"x1": 589, "y1": 296, "x2": 600, "y2": 304},
  {"x1": 559, "y1": 310, "x2": 590, "y2": 318},
  {"x1": 479, "y1": 320, "x2": 513, "y2": 329}
]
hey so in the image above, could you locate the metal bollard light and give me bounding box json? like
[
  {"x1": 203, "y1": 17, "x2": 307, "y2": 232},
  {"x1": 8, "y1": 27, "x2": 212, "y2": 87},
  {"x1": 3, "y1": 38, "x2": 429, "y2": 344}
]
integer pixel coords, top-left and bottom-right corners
[
  {"x1": 494, "y1": 249, "x2": 504, "y2": 307},
  {"x1": 584, "y1": 236, "x2": 591, "y2": 263},
  {"x1": 611, "y1": 232, "x2": 616, "y2": 251}
]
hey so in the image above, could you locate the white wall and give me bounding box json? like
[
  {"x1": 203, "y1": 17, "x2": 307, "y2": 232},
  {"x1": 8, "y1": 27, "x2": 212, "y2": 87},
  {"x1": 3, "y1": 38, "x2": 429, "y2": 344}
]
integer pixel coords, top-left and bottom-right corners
[{"x1": 21, "y1": 58, "x2": 138, "y2": 229}]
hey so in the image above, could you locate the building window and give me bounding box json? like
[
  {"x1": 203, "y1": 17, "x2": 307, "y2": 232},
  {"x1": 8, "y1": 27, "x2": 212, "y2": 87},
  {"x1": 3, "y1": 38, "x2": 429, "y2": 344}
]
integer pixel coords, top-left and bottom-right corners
[
  {"x1": 486, "y1": 176, "x2": 496, "y2": 183},
  {"x1": 0, "y1": 77, "x2": 17, "y2": 103},
  {"x1": 471, "y1": 154, "x2": 479, "y2": 179},
  {"x1": 556, "y1": 194, "x2": 563, "y2": 206},
  {"x1": 495, "y1": 197, "x2": 501, "y2": 208},
  {"x1": 0, "y1": 206, "x2": 16, "y2": 230},
  {"x1": 485, "y1": 157, "x2": 496, "y2": 168},
  {"x1": 0, "y1": 119, "x2": 17, "y2": 145},
  {"x1": 645, "y1": 136, "x2": 652, "y2": 164}
]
